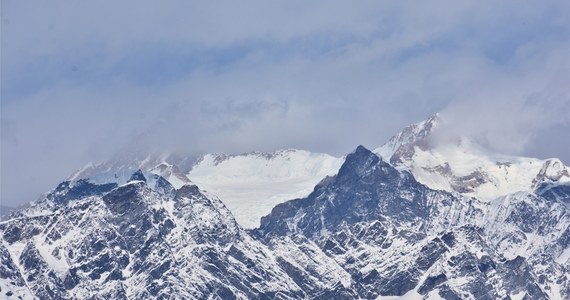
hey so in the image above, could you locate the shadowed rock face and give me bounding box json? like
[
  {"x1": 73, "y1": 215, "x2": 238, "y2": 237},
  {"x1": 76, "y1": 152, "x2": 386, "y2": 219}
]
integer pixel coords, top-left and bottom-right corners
[
  {"x1": 537, "y1": 182, "x2": 570, "y2": 205},
  {"x1": 1, "y1": 146, "x2": 568, "y2": 299},
  {"x1": 128, "y1": 169, "x2": 147, "y2": 183},
  {"x1": 257, "y1": 146, "x2": 569, "y2": 299},
  {"x1": 48, "y1": 179, "x2": 118, "y2": 205},
  {"x1": 0, "y1": 173, "x2": 305, "y2": 299},
  {"x1": 258, "y1": 146, "x2": 433, "y2": 238}
]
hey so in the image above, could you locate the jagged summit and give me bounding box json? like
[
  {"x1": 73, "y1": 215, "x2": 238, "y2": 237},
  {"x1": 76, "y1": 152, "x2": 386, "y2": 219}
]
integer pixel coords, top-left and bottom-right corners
[
  {"x1": 69, "y1": 153, "x2": 193, "y2": 189},
  {"x1": 1, "y1": 116, "x2": 568, "y2": 299},
  {"x1": 340, "y1": 145, "x2": 379, "y2": 170},
  {"x1": 0, "y1": 171, "x2": 306, "y2": 299},
  {"x1": 64, "y1": 148, "x2": 343, "y2": 229},
  {"x1": 375, "y1": 113, "x2": 441, "y2": 162},
  {"x1": 257, "y1": 144, "x2": 569, "y2": 298},
  {"x1": 375, "y1": 114, "x2": 570, "y2": 200},
  {"x1": 259, "y1": 145, "x2": 430, "y2": 238},
  {"x1": 128, "y1": 169, "x2": 147, "y2": 182}
]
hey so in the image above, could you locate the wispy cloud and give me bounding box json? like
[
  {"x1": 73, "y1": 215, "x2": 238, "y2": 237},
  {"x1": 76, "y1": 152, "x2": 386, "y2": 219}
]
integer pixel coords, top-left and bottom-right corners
[{"x1": 2, "y1": 0, "x2": 569, "y2": 205}]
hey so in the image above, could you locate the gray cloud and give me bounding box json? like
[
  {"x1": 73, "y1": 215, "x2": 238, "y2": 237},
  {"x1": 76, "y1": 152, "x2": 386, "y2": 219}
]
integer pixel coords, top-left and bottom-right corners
[
  {"x1": 439, "y1": 47, "x2": 570, "y2": 155},
  {"x1": 1, "y1": 0, "x2": 569, "y2": 206}
]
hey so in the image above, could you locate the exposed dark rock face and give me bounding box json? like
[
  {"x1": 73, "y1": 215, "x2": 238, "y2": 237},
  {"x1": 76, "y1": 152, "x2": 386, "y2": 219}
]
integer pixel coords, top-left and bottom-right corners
[
  {"x1": 257, "y1": 146, "x2": 568, "y2": 299},
  {"x1": 128, "y1": 169, "x2": 147, "y2": 183},
  {"x1": 48, "y1": 179, "x2": 118, "y2": 205},
  {"x1": 0, "y1": 172, "x2": 304, "y2": 299},
  {"x1": 259, "y1": 146, "x2": 434, "y2": 238}
]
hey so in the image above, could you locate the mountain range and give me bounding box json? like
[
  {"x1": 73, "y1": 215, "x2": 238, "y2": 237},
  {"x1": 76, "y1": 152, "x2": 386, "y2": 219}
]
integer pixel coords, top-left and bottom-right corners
[{"x1": 1, "y1": 114, "x2": 568, "y2": 299}]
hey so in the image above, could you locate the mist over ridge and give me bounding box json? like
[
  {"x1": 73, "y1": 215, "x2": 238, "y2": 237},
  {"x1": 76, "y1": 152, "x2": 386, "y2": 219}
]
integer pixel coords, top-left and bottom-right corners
[{"x1": 2, "y1": 0, "x2": 569, "y2": 206}]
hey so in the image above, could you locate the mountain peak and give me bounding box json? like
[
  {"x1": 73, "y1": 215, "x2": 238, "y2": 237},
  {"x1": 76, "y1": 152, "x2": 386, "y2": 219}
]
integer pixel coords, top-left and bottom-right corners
[
  {"x1": 354, "y1": 145, "x2": 372, "y2": 155},
  {"x1": 373, "y1": 114, "x2": 570, "y2": 200},
  {"x1": 2, "y1": 112, "x2": 569, "y2": 299},
  {"x1": 174, "y1": 184, "x2": 201, "y2": 200},
  {"x1": 374, "y1": 114, "x2": 442, "y2": 167},
  {"x1": 338, "y1": 145, "x2": 380, "y2": 179},
  {"x1": 128, "y1": 169, "x2": 147, "y2": 183},
  {"x1": 533, "y1": 158, "x2": 570, "y2": 188}
]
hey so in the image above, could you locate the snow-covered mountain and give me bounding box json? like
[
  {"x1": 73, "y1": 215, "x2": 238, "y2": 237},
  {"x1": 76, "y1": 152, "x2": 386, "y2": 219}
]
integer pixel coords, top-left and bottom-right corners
[
  {"x1": 257, "y1": 146, "x2": 569, "y2": 298},
  {"x1": 67, "y1": 153, "x2": 194, "y2": 190},
  {"x1": 0, "y1": 171, "x2": 306, "y2": 299},
  {"x1": 68, "y1": 149, "x2": 343, "y2": 229},
  {"x1": 188, "y1": 150, "x2": 343, "y2": 228},
  {"x1": 1, "y1": 115, "x2": 568, "y2": 299},
  {"x1": 375, "y1": 114, "x2": 570, "y2": 201},
  {"x1": 2, "y1": 146, "x2": 568, "y2": 299}
]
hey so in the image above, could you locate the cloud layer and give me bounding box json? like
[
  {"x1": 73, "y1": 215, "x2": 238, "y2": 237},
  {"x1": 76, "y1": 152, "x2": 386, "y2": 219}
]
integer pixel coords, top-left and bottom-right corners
[{"x1": 2, "y1": 0, "x2": 569, "y2": 206}]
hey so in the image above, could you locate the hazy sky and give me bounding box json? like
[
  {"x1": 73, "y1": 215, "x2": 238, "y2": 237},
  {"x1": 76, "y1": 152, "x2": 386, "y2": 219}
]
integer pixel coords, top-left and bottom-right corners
[{"x1": 2, "y1": 0, "x2": 569, "y2": 206}]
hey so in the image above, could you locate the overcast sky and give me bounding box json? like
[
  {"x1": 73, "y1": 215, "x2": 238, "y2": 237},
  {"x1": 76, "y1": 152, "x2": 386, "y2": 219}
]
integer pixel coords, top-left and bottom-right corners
[{"x1": 2, "y1": 0, "x2": 569, "y2": 206}]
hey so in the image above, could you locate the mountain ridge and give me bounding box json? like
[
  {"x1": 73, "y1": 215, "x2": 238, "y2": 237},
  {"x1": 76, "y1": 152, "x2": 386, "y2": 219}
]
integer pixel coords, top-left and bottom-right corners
[
  {"x1": 2, "y1": 116, "x2": 568, "y2": 299},
  {"x1": 374, "y1": 114, "x2": 570, "y2": 201}
]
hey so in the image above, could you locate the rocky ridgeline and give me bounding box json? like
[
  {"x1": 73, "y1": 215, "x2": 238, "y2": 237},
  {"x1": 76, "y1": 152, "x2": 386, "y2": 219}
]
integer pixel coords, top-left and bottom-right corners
[{"x1": 1, "y1": 146, "x2": 568, "y2": 299}]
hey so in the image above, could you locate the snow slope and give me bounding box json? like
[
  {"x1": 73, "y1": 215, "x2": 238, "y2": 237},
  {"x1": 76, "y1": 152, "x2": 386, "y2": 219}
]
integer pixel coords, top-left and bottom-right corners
[
  {"x1": 4, "y1": 147, "x2": 567, "y2": 299},
  {"x1": 66, "y1": 114, "x2": 570, "y2": 230},
  {"x1": 375, "y1": 114, "x2": 570, "y2": 200},
  {"x1": 2, "y1": 115, "x2": 569, "y2": 299},
  {"x1": 68, "y1": 149, "x2": 344, "y2": 229},
  {"x1": 187, "y1": 149, "x2": 344, "y2": 228},
  {"x1": 0, "y1": 173, "x2": 307, "y2": 299},
  {"x1": 257, "y1": 146, "x2": 569, "y2": 299}
]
